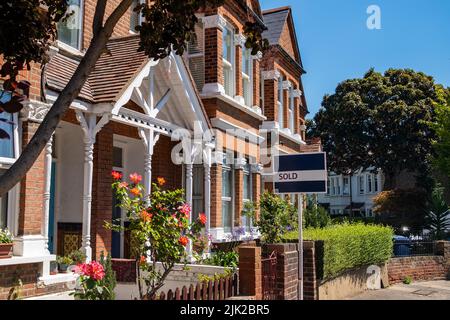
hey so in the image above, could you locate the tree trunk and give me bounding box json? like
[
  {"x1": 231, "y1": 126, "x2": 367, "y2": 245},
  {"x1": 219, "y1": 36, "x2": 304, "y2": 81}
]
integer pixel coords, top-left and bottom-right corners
[{"x1": 0, "y1": 0, "x2": 134, "y2": 196}]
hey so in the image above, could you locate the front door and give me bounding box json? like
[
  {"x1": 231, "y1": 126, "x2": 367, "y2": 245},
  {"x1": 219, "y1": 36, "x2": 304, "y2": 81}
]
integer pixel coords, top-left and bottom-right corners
[{"x1": 112, "y1": 146, "x2": 124, "y2": 258}]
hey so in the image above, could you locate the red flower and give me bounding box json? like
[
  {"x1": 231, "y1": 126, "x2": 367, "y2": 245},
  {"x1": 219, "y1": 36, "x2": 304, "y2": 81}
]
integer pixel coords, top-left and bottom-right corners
[
  {"x1": 140, "y1": 255, "x2": 147, "y2": 265},
  {"x1": 129, "y1": 173, "x2": 142, "y2": 184},
  {"x1": 199, "y1": 213, "x2": 207, "y2": 225},
  {"x1": 73, "y1": 261, "x2": 104, "y2": 281},
  {"x1": 130, "y1": 187, "x2": 141, "y2": 196},
  {"x1": 140, "y1": 210, "x2": 152, "y2": 222},
  {"x1": 179, "y1": 236, "x2": 189, "y2": 246},
  {"x1": 112, "y1": 171, "x2": 122, "y2": 180}
]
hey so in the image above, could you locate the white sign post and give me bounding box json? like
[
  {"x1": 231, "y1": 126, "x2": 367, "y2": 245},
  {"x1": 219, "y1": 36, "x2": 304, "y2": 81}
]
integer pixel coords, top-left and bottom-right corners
[{"x1": 273, "y1": 152, "x2": 327, "y2": 301}]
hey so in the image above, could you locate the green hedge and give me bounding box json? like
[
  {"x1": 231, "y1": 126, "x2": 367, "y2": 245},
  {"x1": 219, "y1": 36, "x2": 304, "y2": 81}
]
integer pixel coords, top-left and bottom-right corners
[{"x1": 284, "y1": 223, "x2": 393, "y2": 280}]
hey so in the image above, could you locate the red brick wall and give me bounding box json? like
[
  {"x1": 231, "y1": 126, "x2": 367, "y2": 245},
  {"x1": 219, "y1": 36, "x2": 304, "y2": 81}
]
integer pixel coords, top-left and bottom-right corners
[
  {"x1": 204, "y1": 27, "x2": 223, "y2": 86},
  {"x1": 0, "y1": 264, "x2": 72, "y2": 300},
  {"x1": 92, "y1": 122, "x2": 114, "y2": 260},
  {"x1": 263, "y1": 79, "x2": 278, "y2": 122},
  {"x1": 210, "y1": 164, "x2": 222, "y2": 228},
  {"x1": 387, "y1": 256, "x2": 447, "y2": 284},
  {"x1": 82, "y1": 0, "x2": 135, "y2": 50},
  {"x1": 235, "y1": 45, "x2": 243, "y2": 98},
  {"x1": 238, "y1": 246, "x2": 262, "y2": 300},
  {"x1": 18, "y1": 121, "x2": 45, "y2": 236}
]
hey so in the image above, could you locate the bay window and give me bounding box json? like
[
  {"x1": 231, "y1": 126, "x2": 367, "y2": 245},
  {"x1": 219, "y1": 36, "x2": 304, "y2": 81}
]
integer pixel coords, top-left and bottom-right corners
[
  {"x1": 242, "y1": 47, "x2": 252, "y2": 106},
  {"x1": 359, "y1": 175, "x2": 365, "y2": 195},
  {"x1": 222, "y1": 25, "x2": 234, "y2": 97},
  {"x1": 222, "y1": 155, "x2": 234, "y2": 232},
  {"x1": 57, "y1": 0, "x2": 83, "y2": 49},
  {"x1": 367, "y1": 174, "x2": 373, "y2": 193},
  {"x1": 343, "y1": 177, "x2": 350, "y2": 195}
]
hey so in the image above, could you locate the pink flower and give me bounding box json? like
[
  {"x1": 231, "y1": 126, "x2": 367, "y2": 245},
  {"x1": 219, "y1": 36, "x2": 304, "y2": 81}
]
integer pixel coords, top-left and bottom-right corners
[
  {"x1": 179, "y1": 203, "x2": 191, "y2": 217},
  {"x1": 89, "y1": 261, "x2": 105, "y2": 281},
  {"x1": 118, "y1": 182, "x2": 129, "y2": 189},
  {"x1": 129, "y1": 173, "x2": 142, "y2": 184}
]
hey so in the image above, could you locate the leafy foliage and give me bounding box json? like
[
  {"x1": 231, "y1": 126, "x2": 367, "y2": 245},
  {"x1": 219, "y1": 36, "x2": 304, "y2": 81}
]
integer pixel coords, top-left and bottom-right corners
[
  {"x1": 71, "y1": 261, "x2": 109, "y2": 300},
  {"x1": 136, "y1": 0, "x2": 268, "y2": 60},
  {"x1": 99, "y1": 251, "x2": 117, "y2": 300},
  {"x1": 373, "y1": 189, "x2": 428, "y2": 229},
  {"x1": 203, "y1": 250, "x2": 239, "y2": 269},
  {"x1": 68, "y1": 249, "x2": 86, "y2": 265},
  {"x1": 430, "y1": 87, "x2": 450, "y2": 177},
  {"x1": 109, "y1": 172, "x2": 206, "y2": 299},
  {"x1": 425, "y1": 185, "x2": 450, "y2": 240},
  {"x1": 313, "y1": 68, "x2": 440, "y2": 189},
  {"x1": 284, "y1": 223, "x2": 394, "y2": 280},
  {"x1": 303, "y1": 205, "x2": 331, "y2": 229},
  {"x1": 256, "y1": 192, "x2": 297, "y2": 244},
  {"x1": 0, "y1": 228, "x2": 13, "y2": 244}
]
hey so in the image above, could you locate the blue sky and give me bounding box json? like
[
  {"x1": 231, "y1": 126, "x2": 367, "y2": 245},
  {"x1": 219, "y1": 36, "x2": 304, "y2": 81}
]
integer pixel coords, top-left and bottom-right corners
[{"x1": 260, "y1": 0, "x2": 450, "y2": 118}]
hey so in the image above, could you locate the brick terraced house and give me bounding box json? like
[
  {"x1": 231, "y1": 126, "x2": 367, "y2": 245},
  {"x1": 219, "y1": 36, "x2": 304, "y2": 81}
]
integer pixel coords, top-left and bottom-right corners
[{"x1": 0, "y1": 0, "x2": 318, "y2": 298}]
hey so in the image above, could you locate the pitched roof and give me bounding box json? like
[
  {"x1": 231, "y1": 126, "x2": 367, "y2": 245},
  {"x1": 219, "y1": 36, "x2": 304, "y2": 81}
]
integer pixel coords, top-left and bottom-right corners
[
  {"x1": 46, "y1": 35, "x2": 148, "y2": 104},
  {"x1": 262, "y1": 7, "x2": 290, "y2": 46}
]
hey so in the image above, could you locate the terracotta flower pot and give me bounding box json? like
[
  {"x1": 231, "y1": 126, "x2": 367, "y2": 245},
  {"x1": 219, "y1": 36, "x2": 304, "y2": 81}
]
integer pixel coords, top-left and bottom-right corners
[{"x1": 0, "y1": 243, "x2": 13, "y2": 259}]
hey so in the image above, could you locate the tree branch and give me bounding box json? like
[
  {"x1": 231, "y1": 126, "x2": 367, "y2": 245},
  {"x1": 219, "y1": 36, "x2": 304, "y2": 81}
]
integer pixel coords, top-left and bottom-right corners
[
  {"x1": 0, "y1": 0, "x2": 134, "y2": 196},
  {"x1": 93, "y1": 0, "x2": 107, "y2": 36}
]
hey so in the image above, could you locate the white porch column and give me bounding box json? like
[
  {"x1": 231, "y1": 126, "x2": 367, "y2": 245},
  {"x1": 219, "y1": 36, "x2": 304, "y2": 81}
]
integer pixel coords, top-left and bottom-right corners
[
  {"x1": 42, "y1": 135, "x2": 53, "y2": 255},
  {"x1": 76, "y1": 111, "x2": 110, "y2": 262},
  {"x1": 138, "y1": 128, "x2": 160, "y2": 204},
  {"x1": 185, "y1": 162, "x2": 194, "y2": 258},
  {"x1": 203, "y1": 144, "x2": 213, "y2": 252}
]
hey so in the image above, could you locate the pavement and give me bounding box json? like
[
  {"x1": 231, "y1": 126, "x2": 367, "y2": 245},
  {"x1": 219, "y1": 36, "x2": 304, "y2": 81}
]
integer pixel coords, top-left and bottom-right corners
[
  {"x1": 349, "y1": 280, "x2": 450, "y2": 300},
  {"x1": 24, "y1": 291, "x2": 75, "y2": 300}
]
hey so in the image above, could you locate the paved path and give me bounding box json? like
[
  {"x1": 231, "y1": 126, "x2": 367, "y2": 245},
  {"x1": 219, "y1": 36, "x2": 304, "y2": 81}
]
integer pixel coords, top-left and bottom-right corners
[
  {"x1": 349, "y1": 280, "x2": 450, "y2": 300},
  {"x1": 25, "y1": 291, "x2": 74, "y2": 300}
]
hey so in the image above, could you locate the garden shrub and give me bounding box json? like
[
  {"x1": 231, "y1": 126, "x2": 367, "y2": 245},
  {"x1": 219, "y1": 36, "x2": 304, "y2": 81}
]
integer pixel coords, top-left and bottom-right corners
[
  {"x1": 304, "y1": 205, "x2": 331, "y2": 228},
  {"x1": 284, "y1": 223, "x2": 394, "y2": 280}
]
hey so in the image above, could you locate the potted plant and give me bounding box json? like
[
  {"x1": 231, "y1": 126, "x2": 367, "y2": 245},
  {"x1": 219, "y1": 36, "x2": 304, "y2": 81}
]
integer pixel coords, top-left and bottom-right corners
[
  {"x1": 56, "y1": 256, "x2": 73, "y2": 273},
  {"x1": 68, "y1": 249, "x2": 86, "y2": 265},
  {"x1": 0, "y1": 228, "x2": 13, "y2": 259}
]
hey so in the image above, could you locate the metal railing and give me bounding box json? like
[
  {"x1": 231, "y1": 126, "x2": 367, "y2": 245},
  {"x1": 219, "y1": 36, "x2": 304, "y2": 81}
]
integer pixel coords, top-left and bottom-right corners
[{"x1": 393, "y1": 240, "x2": 437, "y2": 257}]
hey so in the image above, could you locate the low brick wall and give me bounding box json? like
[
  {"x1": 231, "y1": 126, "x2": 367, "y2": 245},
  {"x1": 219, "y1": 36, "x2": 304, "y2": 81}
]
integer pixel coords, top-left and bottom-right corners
[
  {"x1": 0, "y1": 264, "x2": 73, "y2": 300},
  {"x1": 387, "y1": 256, "x2": 446, "y2": 284}
]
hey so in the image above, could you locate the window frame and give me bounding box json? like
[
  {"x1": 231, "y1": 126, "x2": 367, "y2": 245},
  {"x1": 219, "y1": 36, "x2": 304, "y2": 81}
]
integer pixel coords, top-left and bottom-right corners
[
  {"x1": 129, "y1": 0, "x2": 145, "y2": 33},
  {"x1": 221, "y1": 153, "x2": 234, "y2": 232},
  {"x1": 277, "y1": 76, "x2": 284, "y2": 128},
  {"x1": 241, "y1": 47, "x2": 253, "y2": 107},
  {"x1": 222, "y1": 23, "x2": 235, "y2": 98},
  {"x1": 288, "y1": 87, "x2": 295, "y2": 133},
  {"x1": 242, "y1": 162, "x2": 252, "y2": 231},
  {"x1": 359, "y1": 175, "x2": 365, "y2": 195},
  {"x1": 57, "y1": 0, "x2": 84, "y2": 51},
  {"x1": 343, "y1": 176, "x2": 350, "y2": 195}
]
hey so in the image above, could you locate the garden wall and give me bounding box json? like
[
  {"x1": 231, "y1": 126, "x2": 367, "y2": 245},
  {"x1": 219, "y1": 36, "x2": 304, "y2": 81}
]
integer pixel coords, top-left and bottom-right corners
[
  {"x1": 387, "y1": 256, "x2": 446, "y2": 284},
  {"x1": 0, "y1": 263, "x2": 75, "y2": 300},
  {"x1": 112, "y1": 259, "x2": 233, "y2": 300}
]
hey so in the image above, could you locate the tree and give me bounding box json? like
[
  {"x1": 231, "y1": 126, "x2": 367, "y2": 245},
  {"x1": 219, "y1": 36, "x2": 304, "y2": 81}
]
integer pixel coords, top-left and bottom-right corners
[
  {"x1": 314, "y1": 69, "x2": 440, "y2": 190},
  {"x1": 430, "y1": 87, "x2": 450, "y2": 178},
  {"x1": 0, "y1": 0, "x2": 268, "y2": 195}
]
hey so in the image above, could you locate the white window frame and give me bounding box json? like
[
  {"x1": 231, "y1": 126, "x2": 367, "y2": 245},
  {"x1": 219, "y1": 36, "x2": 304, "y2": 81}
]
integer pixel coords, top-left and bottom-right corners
[
  {"x1": 57, "y1": 0, "x2": 84, "y2": 51},
  {"x1": 242, "y1": 47, "x2": 253, "y2": 107},
  {"x1": 0, "y1": 112, "x2": 20, "y2": 235},
  {"x1": 277, "y1": 76, "x2": 284, "y2": 128},
  {"x1": 359, "y1": 175, "x2": 365, "y2": 195},
  {"x1": 367, "y1": 174, "x2": 373, "y2": 193},
  {"x1": 343, "y1": 176, "x2": 350, "y2": 195},
  {"x1": 129, "y1": 0, "x2": 145, "y2": 33},
  {"x1": 222, "y1": 23, "x2": 235, "y2": 98},
  {"x1": 192, "y1": 164, "x2": 205, "y2": 221},
  {"x1": 242, "y1": 162, "x2": 252, "y2": 231},
  {"x1": 221, "y1": 153, "x2": 234, "y2": 232},
  {"x1": 288, "y1": 87, "x2": 295, "y2": 133},
  {"x1": 374, "y1": 174, "x2": 379, "y2": 193}
]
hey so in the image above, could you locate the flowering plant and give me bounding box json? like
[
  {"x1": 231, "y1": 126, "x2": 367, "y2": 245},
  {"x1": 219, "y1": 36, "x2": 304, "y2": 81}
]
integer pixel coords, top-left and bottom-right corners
[
  {"x1": 108, "y1": 172, "x2": 206, "y2": 299},
  {"x1": 71, "y1": 260, "x2": 112, "y2": 300},
  {"x1": 0, "y1": 228, "x2": 13, "y2": 244}
]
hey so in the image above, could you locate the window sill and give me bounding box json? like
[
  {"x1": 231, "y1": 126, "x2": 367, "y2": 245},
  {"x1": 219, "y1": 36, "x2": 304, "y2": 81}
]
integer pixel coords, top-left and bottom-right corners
[
  {"x1": 56, "y1": 41, "x2": 84, "y2": 58},
  {"x1": 0, "y1": 254, "x2": 56, "y2": 267},
  {"x1": 201, "y1": 90, "x2": 266, "y2": 121}
]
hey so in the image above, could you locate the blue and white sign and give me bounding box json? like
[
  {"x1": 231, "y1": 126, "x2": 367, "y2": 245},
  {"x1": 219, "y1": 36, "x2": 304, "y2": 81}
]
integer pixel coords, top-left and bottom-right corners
[{"x1": 273, "y1": 152, "x2": 327, "y2": 194}]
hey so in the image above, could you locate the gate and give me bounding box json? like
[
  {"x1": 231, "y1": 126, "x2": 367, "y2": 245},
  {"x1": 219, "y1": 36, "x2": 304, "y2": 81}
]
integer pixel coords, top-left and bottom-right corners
[{"x1": 261, "y1": 251, "x2": 277, "y2": 300}]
